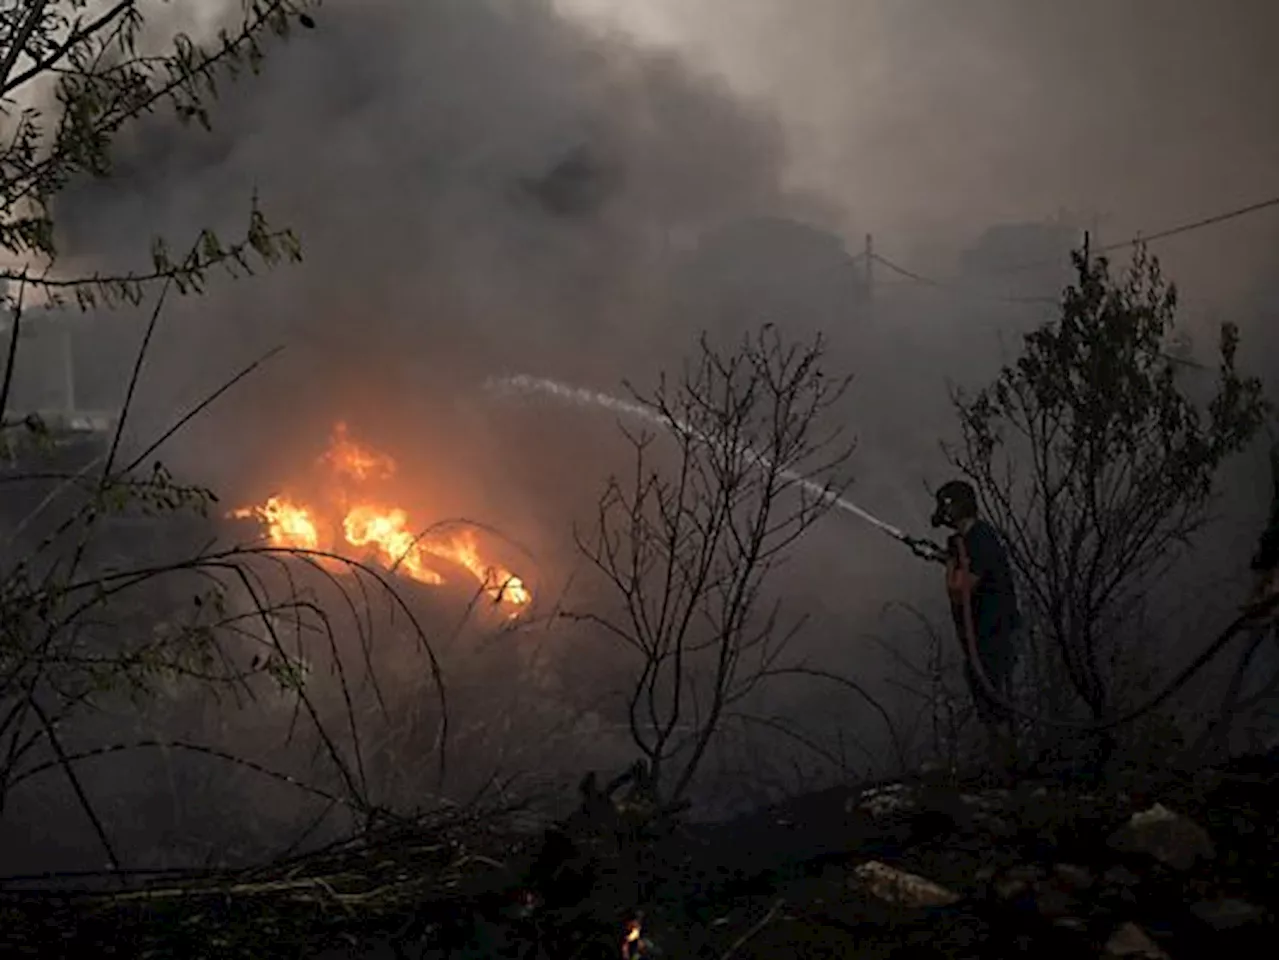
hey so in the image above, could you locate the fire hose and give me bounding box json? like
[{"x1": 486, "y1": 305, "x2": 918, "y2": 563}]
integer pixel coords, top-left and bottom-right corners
[
  {"x1": 834, "y1": 506, "x2": 949, "y2": 566},
  {"x1": 487, "y1": 375, "x2": 1275, "y2": 735},
  {"x1": 951, "y1": 535, "x2": 991, "y2": 713},
  {"x1": 665, "y1": 477, "x2": 1274, "y2": 736},
  {"x1": 948, "y1": 533, "x2": 1277, "y2": 733}
]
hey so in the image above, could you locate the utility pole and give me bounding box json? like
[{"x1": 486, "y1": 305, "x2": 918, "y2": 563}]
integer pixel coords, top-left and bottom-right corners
[
  {"x1": 0, "y1": 310, "x2": 114, "y2": 434},
  {"x1": 1088, "y1": 210, "x2": 1112, "y2": 249},
  {"x1": 863, "y1": 232, "x2": 873, "y2": 316},
  {"x1": 61, "y1": 322, "x2": 76, "y2": 415}
]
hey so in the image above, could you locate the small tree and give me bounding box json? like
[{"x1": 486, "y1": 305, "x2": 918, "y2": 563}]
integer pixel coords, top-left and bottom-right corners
[
  {"x1": 948, "y1": 242, "x2": 1268, "y2": 727},
  {"x1": 0, "y1": 1, "x2": 317, "y2": 311},
  {"x1": 0, "y1": 1, "x2": 445, "y2": 870},
  {"x1": 574, "y1": 327, "x2": 858, "y2": 803}
]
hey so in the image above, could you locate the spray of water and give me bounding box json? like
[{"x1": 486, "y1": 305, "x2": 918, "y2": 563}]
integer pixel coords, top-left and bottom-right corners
[{"x1": 484, "y1": 374, "x2": 944, "y2": 561}]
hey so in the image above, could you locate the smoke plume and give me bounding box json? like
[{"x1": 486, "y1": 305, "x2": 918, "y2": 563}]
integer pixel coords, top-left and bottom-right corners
[{"x1": 4, "y1": 0, "x2": 1272, "y2": 868}]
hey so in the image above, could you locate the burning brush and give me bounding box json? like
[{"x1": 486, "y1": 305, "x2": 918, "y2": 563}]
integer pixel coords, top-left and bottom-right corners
[
  {"x1": 230, "y1": 422, "x2": 532, "y2": 613},
  {"x1": 622, "y1": 912, "x2": 658, "y2": 958}
]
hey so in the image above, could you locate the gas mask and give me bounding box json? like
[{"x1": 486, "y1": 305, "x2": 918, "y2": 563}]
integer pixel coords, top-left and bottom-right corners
[
  {"x1": 932, "y1": 492, "x2": 967, "y2": 560},
  {"x1": 931, "y1": 491, "x2": 962, "y2": 529},
  {"x1": 930, "y1": 494, "x2": 957, "y2": 529},
  {"x1": 930, "y1": 481, "x2": 977, "y2": 530}
]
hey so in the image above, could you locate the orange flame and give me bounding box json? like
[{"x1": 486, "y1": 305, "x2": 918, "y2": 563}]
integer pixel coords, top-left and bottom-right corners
[
  {"x1": 232, "y1": 495, "x2": 322, "y2": 552},
  {"x1": 622, "y1": 916, "x2": 643, "y2": 958},
  {"x1": 343, "y1": 504, "x2": 445, "y2": 586},
  {"x1": 425, "y1": 530, "x2": 532, "y2": 606},
  {"x1": 232, "y1": 424, "x2": 531, "y2": 613},
  {"x1": 322, "y1": 421, "x2": 395, "y2": 482}
]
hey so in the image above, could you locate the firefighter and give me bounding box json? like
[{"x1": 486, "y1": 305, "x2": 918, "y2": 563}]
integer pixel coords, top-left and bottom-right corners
[
  {"x1": 931, "y1": 479, "x2": 1023, "y2": 772},
  {"x1": 1246, "y1": 444, "x2": 1278, "y2": 615}
]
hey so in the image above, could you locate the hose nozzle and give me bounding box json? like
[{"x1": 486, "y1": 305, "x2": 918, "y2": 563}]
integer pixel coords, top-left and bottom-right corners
[{"x1": 902, "y1": 534, "x2": 948, "y2": 565}]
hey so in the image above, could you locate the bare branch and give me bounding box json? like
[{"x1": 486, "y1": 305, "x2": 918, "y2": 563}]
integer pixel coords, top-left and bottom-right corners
[
  {"x1": 0, "y1": 0, "x2": 51, "y2": 93},
  {"x1": 576, "y1": 326, "x2": 856, "y2": 802}
]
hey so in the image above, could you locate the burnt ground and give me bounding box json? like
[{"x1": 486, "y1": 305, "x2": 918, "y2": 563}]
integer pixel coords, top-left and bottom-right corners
[{"x1": 0, "y1": 751, "x2": 1275, "y2": 959}]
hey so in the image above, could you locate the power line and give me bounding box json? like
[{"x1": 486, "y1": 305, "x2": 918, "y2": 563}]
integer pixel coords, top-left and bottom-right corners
[
  {"x1": 864, "y1": 195, "x2": 1278, "y2": 304},
  {"x1": 988, "y1": 196, "x2": 1278, "y2": 274},
  {"x1": 870, "y1": 247, "x2": 1209, "y2": 369},
  {"x1": 870, "y1": 252, "x2": 1058, "y2": 306}
]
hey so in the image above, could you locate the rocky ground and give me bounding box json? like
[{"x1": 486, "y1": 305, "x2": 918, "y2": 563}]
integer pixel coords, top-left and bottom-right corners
[{"x1": 1, "y1": 749, "x2": 1274, "y2": 959}]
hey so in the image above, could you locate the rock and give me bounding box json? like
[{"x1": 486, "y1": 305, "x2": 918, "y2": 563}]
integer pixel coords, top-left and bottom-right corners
[
  {"x1": 1096, "y1": 864, "x2": 1141, "y2": 909},
  {"x1": 992, "y1": 864, "x2": 1040, "y2": 900},
  {"x1": 1034, "y1": 886, "x2": 1074, "y2": 919},
  {"x1": 855, "y1": 783, "x2": 916, "y2": 818},
  {"x1": 1104, "y1": 922, "x2": 1169, "y2": 959},
  {"x1": 1102, "y1": 865, "x2": 1141, "y2": 887},
  {"x1": 1052, "y1": 863, "x2": 1093, "y2": 891},
  {"x1": 1106, "y1": 803, "x2": 1215, "y2": 871},
  {"x1": 1189, "y1": 898, "x2": 1264, "y2": 931},
  {"x1": 850, "y1": 860, "x2": 961, "y2": 908}
]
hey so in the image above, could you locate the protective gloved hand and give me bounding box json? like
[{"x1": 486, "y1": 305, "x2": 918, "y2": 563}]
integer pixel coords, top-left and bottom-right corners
[{"x1": 903, "y1": 535, "x2": 949, "y2": 564}]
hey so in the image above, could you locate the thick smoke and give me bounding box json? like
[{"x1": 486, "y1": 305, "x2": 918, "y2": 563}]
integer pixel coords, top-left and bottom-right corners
[
  {"x1": 38, "y1": 0, "x2": 1280, "y2": 589},
  {"x1": 561, "y1": 0, "x2": 1276, "y2": 297},
  {"x1": 560, "y1": 0, "x2": 1279, "y2": 652},
  {"x1": 56, "y1": 0, "x2": 864, "y2": 546},
  {"x1": 6, "y1": 0, "x2": 1274, "y2": 869},
  {"x1": 4, "y1": 0, "x2": 875, "y2": 871}
]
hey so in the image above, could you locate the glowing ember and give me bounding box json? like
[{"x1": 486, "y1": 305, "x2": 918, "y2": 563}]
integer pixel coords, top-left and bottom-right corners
[
  {"x1": 621, "y1": 916, "x2": 646, "y2": 958},
  {"x1": 232, "y1": 424, "x2": 531, "y2": 613}
]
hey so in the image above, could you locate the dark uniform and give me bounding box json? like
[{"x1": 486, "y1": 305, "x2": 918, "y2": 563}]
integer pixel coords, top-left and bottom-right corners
[
  {"x1": 1250, "y1": 445, "x2": 1277, "y2": 584},
  {"x1": 949, "y1": 518, "x2": 1022, "y2": 727},
  {"x1": 1245, "y1": 452, "x2": 1279, "y2": 622}
]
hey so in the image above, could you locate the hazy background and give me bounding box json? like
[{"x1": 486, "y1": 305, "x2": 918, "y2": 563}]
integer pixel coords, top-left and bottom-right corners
[
  {"x1": 4, "y1": 0, "x2": 1275, "y2": 867},
  {"x1": 559, "y1": 0, "x2": 1275, "y2": 296},
  {"x1": 45, "y1": 0, "x2": 1274, "y2": 606}
]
